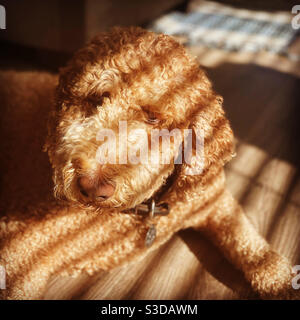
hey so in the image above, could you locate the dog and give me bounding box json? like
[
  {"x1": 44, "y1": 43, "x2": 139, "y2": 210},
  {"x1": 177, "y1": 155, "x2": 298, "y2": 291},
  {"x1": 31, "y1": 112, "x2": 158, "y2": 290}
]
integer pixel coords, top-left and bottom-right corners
[{"x1": 0, "y1": 27, "x2": 298, "y2": 299}]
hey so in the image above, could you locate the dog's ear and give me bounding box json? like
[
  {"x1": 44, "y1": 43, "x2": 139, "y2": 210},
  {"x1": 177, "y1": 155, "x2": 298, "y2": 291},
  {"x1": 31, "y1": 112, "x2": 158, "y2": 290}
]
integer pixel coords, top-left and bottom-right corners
[
  {"x1": 169, "y1": 94, "x2": 235, "y2": 199},
  {"x1": 187, "y1": 94, "x2": 234, "y2": 174}
]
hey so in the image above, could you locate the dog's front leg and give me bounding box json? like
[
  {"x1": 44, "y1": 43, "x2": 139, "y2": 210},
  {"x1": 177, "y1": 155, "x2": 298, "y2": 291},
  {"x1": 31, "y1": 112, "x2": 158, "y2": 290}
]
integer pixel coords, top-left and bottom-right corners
[{"x1": 196, "y1": 190, "x2": 299, "y2": 299}]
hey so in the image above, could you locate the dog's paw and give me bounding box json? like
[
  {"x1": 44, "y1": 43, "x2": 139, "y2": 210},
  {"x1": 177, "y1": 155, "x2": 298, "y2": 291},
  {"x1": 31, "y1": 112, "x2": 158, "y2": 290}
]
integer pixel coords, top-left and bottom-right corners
[{"x1": 248, "y1": 252, "x2": 300, "y2": 300}]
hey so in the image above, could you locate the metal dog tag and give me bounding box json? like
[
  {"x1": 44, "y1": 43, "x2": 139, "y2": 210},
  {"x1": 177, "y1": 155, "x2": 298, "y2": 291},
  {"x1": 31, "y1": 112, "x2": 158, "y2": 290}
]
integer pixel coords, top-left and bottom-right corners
[
  {"x1": 145, "y1": 200, "x2": 157, "y2": 247},
  {"x1": 145, "y1": 224, "x2": 156, "y2": 247}
]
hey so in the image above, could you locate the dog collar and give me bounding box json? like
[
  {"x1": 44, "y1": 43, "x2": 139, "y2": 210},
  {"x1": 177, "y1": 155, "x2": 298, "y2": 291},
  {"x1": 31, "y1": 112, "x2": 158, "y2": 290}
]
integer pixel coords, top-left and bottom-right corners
[
  {"x1": 133, "y1": 168, "x2": 177, "y2": 247},
  {"x1": 134, "y1": 201, "x2": 169, "y2": 216},
  {"x1": 125, "y1": 168, "x2": 177, "y2": 247}
]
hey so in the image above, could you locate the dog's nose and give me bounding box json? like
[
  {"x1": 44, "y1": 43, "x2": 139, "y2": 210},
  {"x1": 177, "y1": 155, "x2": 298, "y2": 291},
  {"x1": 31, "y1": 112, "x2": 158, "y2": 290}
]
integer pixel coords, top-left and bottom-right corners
[{"x1": 78, "y1": 176, "x2": 115, "y2": 201}]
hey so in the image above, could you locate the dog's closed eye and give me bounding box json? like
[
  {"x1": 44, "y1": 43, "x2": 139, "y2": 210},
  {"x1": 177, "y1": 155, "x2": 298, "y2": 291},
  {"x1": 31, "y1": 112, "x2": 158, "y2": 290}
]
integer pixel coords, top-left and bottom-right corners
[
  {"x1": 85, "y1": 92, "x2": 110, "y2": 108},
  {"x1": 141, "y1": 107, "x2": 161, "y2": 125}
]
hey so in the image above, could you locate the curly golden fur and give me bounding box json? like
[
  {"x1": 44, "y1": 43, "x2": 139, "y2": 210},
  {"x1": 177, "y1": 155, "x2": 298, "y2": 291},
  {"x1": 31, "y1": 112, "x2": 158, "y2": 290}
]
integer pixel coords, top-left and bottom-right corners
[{"x1": 0, "y1": 27, "x2": 298, "y2": 300}]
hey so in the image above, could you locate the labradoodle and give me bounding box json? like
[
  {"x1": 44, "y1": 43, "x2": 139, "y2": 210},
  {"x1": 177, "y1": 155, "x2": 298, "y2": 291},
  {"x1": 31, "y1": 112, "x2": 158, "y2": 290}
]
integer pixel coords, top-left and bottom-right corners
[{"x1": 0, "y1": 27, "x2": 298, "y2": 299}]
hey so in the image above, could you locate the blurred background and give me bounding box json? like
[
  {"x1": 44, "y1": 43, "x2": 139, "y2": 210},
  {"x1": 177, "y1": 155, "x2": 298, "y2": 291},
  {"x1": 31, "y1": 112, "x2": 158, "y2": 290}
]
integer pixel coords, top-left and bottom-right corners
[{"x1": 0, "y1": 0, "x2": 299, "y2": 299}]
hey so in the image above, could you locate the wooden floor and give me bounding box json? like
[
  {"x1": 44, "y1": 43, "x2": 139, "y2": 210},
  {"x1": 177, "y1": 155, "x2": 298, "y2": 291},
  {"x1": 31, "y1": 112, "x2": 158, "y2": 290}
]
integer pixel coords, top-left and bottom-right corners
[{"x1": 41, "y1": 45, "x2": 300, "y2": 299}]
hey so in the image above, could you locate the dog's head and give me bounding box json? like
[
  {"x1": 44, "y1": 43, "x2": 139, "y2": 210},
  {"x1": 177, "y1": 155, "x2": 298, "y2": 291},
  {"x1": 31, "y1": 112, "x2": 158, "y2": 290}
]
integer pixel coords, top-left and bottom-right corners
[{"x1": 45, "y1": 27, "x2": 234, "y2": 210}]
